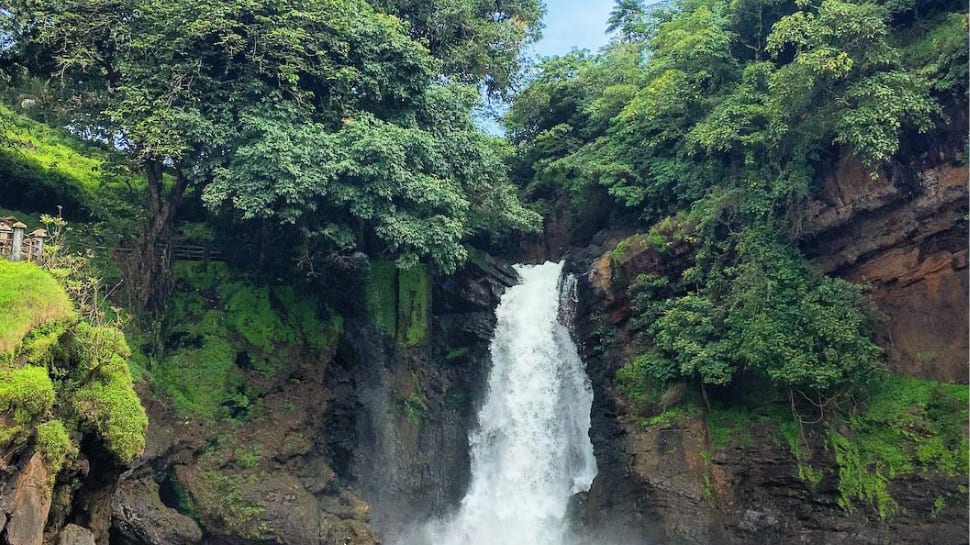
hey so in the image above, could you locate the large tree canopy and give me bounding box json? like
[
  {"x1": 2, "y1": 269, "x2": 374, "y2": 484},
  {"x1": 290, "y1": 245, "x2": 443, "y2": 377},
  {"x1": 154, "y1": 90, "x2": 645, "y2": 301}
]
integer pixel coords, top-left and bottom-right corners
[
  {"x1": 4, "y1": 0, "x2": 540, "y2": 310},
  {"x1": 372, "y1": 0, "x2": 544, "y2": 98}
]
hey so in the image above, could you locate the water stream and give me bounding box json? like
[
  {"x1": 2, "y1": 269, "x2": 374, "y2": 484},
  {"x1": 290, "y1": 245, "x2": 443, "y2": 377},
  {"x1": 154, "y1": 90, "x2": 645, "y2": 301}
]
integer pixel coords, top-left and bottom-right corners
[{"x1": 399, "y1": 261, "x2": 597, "y2": 545}]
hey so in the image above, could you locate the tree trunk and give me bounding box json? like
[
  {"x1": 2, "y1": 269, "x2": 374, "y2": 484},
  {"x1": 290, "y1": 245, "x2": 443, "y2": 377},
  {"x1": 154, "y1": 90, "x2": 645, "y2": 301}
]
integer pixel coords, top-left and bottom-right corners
[{"x1": 126, "y1": 160, "x2": 188, "y2": 321}]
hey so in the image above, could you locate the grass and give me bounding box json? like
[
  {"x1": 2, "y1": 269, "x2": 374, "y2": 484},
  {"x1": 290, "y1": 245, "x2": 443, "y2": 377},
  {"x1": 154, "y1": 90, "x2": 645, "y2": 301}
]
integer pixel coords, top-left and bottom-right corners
[{"x1": 0, "y1": 260, "x2": 75, "y2": 354}]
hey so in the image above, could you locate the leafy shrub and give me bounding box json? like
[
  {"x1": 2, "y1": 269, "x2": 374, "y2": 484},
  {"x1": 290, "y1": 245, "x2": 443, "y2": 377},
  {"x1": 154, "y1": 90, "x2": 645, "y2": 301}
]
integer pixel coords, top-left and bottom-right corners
[
  {"x1": 830, "y1": 376, "x2": 969, "y2": 518},
  {"x1": 628, "y1": 227, "x2": 882, "y2": 395}
]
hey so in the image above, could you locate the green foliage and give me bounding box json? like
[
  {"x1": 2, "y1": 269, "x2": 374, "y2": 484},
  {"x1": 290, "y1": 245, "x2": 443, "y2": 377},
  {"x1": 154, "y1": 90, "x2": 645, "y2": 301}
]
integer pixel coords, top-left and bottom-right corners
[
  {"x1": 509, "y1": 0, "x2": 959, "y2": 403},
  {"x1": 35, "y1": 419, "x2": 73, "y2": 474},
  {"x1": 373, "y1": 0, "x2": 543, "y2": 98},
  {"x1": 829, "y1": 375, "x2": 969, "y2": 519},
  {"x1": 638, "y1": 405, "x2": 697, "y2": 428},
  {"x1": 0, "y1": 105, "x2": 137, "y2": 218},
  {"x1": 0, "y1": 260, "x2": 75, "y2": 355},
  {"x1": 0, "y1": 260, "x2": 147, "y2": 467},
  {"x1": 398, "y1": 265, "x2": 431, "y2": 347},
  {"x1": 8, "y1": 0, "x2": 540, "y2": 275},
  {"x1": 903, "y1": 12, "x2": 968, "y2": 98},
  {"x1": 622, "y1": 225, "x2": 883, "y2": 397},
  {"x1": 193, "y1": 470, "x2": 268, "y2": 540}
]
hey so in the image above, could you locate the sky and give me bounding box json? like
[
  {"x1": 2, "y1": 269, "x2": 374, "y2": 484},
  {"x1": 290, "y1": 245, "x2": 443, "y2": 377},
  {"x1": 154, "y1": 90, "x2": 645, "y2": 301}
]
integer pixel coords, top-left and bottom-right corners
[
  {"x1": 478, "y1": 0, "x2": 625, "y2": 133},
  {"x1": 531, "y1": 0, "x2": 617, "y2": 58}
]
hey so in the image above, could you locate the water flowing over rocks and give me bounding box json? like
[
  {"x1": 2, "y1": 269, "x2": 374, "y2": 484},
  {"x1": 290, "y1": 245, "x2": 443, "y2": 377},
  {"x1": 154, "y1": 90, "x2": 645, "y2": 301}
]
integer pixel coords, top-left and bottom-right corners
[{"x1": 400, "y1": 262, "x2": 596, "y2": 545}]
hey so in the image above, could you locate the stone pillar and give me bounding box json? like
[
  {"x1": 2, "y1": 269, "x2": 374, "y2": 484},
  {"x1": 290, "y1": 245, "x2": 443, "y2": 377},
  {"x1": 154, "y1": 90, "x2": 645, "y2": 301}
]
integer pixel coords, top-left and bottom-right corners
[
  {"x1": 28, "y1": 229, "x2": 46, "y2": 262},
  {"x1": 0, "y1": 220, "x2": 12, "y2": 258},
  {"x1": 10, "y1": 221, "x2": 26, "y2": 262}
]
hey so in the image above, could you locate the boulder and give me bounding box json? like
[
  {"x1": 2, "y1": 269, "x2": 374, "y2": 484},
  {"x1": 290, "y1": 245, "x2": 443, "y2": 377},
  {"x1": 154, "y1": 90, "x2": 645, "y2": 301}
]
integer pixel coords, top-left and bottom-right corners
[
  {"x1": 4, "y1": 452, "x2": 53, "y2": 545},
  {"x1": 57, "y1": 525, "x2": 96, "y2": 545},
  {"x1": 112, "y1": 477, "x2": 202, "y2": 545}
]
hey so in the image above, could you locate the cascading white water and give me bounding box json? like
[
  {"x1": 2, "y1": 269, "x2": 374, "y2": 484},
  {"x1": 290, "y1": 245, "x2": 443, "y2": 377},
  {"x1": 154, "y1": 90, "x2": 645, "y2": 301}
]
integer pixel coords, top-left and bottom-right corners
[{"x1": 401, "y1": 261, "x2": 597, "y2": 545}]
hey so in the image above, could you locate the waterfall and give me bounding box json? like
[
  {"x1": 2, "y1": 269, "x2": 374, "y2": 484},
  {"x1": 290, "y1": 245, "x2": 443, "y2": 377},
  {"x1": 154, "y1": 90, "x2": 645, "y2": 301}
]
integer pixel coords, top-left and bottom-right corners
[{"x1": 400, "y1": 261, "x2": 597, "y2": 545}]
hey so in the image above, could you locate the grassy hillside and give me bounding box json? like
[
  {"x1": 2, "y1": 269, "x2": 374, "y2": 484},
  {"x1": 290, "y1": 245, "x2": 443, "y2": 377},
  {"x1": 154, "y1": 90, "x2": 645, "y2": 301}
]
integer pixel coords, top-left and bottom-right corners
[
  {"x1": 0, "y1": 260, "x2": 74, "y2": 354},
  {"x1": 0, "y1": 105, "x2": 142, "y2": 222}
]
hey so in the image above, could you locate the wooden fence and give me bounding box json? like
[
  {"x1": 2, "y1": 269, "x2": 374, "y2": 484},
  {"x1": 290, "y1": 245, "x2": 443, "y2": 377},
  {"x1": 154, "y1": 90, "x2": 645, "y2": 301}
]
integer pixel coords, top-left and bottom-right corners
[{"x1": 106, "y1": 242, "x2": 224, "y2": 261}]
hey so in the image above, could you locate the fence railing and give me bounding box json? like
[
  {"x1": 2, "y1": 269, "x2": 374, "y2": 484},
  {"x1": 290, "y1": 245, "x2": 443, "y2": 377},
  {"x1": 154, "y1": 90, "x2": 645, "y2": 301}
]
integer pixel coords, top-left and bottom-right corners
[
  {"x1": 1, "y1": 217, "x2": 224, "y2": 263},
  {"x1": 0, "y1": 218, "x2": 46, "y2": 263}
]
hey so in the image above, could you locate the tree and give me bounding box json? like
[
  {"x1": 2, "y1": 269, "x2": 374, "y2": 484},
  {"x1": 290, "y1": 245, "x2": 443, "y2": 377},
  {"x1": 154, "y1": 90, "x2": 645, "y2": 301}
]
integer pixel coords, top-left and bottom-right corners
[
  {"x1": 372, "y1": 0, "x2": 544, "y2": 99},
  {"x1": 6, "y1": 0, "x2": 539, "y2": 314},
  {"x1": 607, "y1": 0, "x2": 648, "y2": 42}
]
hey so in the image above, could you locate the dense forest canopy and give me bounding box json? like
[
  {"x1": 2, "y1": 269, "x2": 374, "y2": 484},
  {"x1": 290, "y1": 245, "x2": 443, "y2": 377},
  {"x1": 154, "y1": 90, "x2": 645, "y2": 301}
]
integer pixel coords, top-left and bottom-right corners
[{"x1": 507, "y1": 0, "x2": 968, "y2": 401}]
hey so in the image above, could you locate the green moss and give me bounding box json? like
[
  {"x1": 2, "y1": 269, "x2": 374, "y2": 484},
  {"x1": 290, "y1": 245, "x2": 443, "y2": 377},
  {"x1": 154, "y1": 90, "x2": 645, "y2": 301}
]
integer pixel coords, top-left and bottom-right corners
[
  {"x1": 0, "y1": 365, "x2": 55, "y2": 424},
  {"x1": 366, "y1": 261, "x2": 398, "y2": 336},
  {"x1": 196, "y1": 472, "x2": 267, "y2": 538},
  {"x1": 191, "y1": 448, "x2": 269, "y2": 541},
  {"x1": 70, "y1": 356, "x2": 148, "y2": 463},
  {"x1": 165, "y1": 474, "x2": 199, "y2": 519},
  {"x1": 270, "y1": 286, "x2": 342, "y2": 353},
  {"x1": 159, "y1": 264, "x2": 342, "y2": 421},
  {"x1": 19, "y1": 322, "x2": 69, "y2": 368},
  {"x1": 0, "y1": 260, "x2": 75, "y2": 355},
  {"x1": 398, "y1": 264, "x2": 430, "y2": 347},
  {"x1": 226, "y1": 287, "x2": 284, "y2": 352},
  {"x1": 445, "y1": 346, "x2": 470, "y2": 361},
  {"x1": 708, "y1": 406, "x2": 760, "y2": 449},
  {"x1": 638, "y1": 405, "x2": 697, "y2": 428},
  {"x1": 174, "y1": 260, "x2": 230, "y2": 292},
  {"x1": 829, "y1": 375, "x2": 969, "y2": 519},
  {"x1": 401, "y1": 388, "x2": 429, "y2": 424},
  {"x1": 36, "y1": 419, "x2": 72, "y2": 474},
  {"x1": 155, "y1": 311, "x2": 237, "y2": 420}
]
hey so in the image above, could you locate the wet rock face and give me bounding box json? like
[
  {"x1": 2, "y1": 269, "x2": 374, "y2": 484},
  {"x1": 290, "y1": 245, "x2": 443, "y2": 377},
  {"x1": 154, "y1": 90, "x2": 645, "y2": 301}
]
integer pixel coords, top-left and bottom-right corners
[
  {"x1": 57, "y1": 525, "x2": 95, "y2": 545},
  {"x1": 108, "y1": 341, "x2": 380, "y2": 545},
  {"x1": 332, "y1": 254, "x2": 518, "y2": 538}
]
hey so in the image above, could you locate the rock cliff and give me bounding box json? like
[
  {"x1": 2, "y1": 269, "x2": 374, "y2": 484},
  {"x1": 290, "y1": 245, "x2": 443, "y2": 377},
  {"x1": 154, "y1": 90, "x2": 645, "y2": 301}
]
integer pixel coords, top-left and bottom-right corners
[{"x1": 566, "y1": 132, "x2": 969, "y2": 544}]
